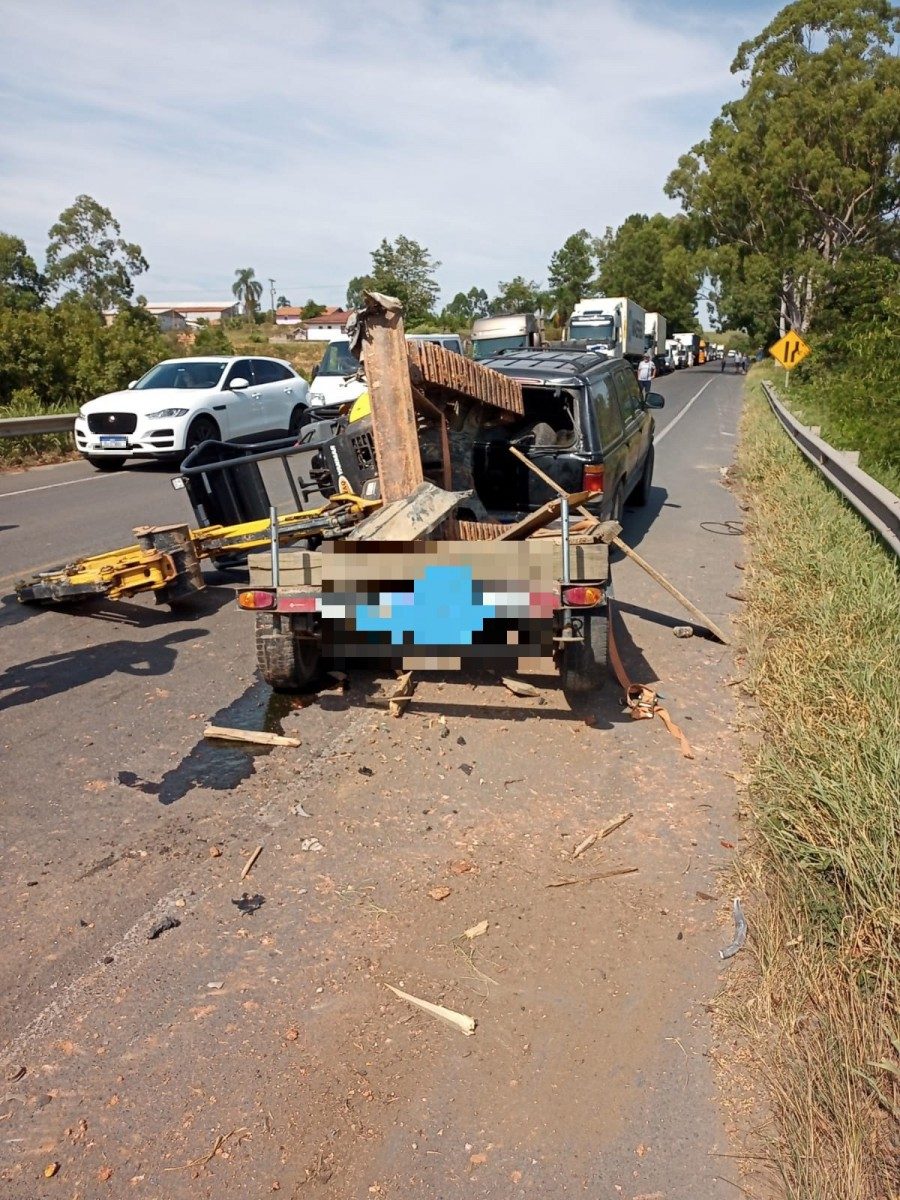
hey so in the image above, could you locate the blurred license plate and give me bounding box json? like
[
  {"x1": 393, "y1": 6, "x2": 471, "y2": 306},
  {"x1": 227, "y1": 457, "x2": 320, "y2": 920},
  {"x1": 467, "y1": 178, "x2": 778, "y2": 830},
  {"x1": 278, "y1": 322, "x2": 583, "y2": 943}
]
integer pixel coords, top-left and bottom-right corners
[{"x1": 99, "y1": 436, "x2": 127, "y2": 449}]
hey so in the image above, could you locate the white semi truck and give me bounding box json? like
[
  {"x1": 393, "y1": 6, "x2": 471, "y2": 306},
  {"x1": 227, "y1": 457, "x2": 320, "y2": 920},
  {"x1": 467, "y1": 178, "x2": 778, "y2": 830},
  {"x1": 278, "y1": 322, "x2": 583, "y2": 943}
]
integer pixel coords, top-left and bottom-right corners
[
  {"x1": 565, "y1": 297, "x2": 646, "y2": 362},
  {"x1": 672, "y1": 331, "x2": 700, "y2": 368},
  {"x1": 644, "y1": 312, "x2": 667, "y2": 356},
  {"x1": 471, "y1": 313, "x2": 544, "y2": 361}
]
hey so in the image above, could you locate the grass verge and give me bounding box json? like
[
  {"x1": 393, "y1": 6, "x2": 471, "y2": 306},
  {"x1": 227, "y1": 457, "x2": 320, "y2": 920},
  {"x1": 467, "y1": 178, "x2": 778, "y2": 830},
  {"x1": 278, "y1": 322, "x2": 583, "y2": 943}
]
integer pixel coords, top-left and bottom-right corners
[
  {"x1": 0, "y1": 398, "x2": 77, "y2": 470},
  {"x1": 723, "y1": 369, "x2": 900, "y2": 1198}
]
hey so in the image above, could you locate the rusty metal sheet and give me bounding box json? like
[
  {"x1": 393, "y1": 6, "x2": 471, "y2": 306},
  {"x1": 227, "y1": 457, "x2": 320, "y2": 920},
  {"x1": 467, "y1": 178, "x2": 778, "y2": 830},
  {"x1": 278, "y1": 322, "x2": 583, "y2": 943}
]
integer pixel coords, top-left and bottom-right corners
[{"x1": 406, "y1": 342, "x2": 523, "y2": 415}]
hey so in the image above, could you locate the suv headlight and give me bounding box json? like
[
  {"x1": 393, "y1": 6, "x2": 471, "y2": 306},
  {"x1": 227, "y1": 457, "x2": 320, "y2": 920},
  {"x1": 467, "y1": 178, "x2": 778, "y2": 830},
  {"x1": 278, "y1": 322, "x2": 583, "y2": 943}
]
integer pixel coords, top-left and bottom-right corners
[
  {"x1": 78, "y1": 408, "x2": 88, "y2": 419},
  {"x1": 145, "y1": 407, "x2": 189, "y2": 419}
]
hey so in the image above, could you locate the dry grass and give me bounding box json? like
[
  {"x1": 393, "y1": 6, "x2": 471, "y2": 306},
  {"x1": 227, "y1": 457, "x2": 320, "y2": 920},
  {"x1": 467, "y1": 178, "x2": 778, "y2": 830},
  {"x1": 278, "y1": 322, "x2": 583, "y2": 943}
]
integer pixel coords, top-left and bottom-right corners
[{"x1": 721, "y1": 371, "x2": 900, "y2": 1198}]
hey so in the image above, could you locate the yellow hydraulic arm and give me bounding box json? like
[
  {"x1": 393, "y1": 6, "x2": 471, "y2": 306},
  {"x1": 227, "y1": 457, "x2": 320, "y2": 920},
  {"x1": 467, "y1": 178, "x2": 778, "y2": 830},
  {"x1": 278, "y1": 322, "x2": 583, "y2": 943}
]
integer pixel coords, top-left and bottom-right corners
[{"x1": 16, "y1": 494, "x2": 377, "y2": 607}]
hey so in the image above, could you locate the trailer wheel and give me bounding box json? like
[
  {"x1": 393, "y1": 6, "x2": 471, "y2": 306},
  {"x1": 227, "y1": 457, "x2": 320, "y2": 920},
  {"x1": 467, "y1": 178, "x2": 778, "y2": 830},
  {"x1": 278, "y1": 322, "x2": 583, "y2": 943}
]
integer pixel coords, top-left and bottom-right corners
[
  {"x1": 255, "y1": 613, "x2": 321, "y2": 691},
  {"x1": 560, "y1": 609, "x2": 609, "y2": 695}
]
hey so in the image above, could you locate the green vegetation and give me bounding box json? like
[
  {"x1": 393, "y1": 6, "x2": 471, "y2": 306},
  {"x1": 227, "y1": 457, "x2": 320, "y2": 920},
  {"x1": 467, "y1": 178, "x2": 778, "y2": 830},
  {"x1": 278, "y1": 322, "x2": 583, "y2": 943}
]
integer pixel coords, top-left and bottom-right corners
[
  {"x1": 726, "y1": 372, "x2": 899, "y2": 1199},
  {"x1": 232, "y1": 266, "x2": 263, "y2": 321},
  {"x1": 46, "y1": 195, "x2": 148, "y2": 311},
  {"x1": 347, "y1": 235, "x2": 441, "y2": 326},
  {"x1": 594, "y1": 214, "x2": 702, "y2": 330}
]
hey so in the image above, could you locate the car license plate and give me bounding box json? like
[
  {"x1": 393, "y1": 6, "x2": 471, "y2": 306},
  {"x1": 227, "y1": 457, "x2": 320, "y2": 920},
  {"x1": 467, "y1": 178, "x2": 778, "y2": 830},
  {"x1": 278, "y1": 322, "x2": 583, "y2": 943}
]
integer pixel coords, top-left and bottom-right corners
[{"x1": 99, "y1": 435, "x2": 127, "y2": 449}]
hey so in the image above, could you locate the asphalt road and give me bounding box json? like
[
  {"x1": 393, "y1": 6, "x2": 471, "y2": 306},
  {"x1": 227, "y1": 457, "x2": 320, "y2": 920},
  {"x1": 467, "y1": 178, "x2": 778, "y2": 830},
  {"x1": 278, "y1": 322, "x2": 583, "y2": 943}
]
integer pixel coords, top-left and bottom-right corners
[{"x1": 0, "y1": 364, "x2": 759, "y2": 1198}]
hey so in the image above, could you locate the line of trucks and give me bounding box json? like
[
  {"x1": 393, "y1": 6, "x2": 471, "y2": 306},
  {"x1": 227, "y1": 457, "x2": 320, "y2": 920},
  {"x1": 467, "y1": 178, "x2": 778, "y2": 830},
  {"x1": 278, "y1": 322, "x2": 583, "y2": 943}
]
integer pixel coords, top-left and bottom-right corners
[{"x1": 470, "y1": 299, "x2": 710, "y2": 369}]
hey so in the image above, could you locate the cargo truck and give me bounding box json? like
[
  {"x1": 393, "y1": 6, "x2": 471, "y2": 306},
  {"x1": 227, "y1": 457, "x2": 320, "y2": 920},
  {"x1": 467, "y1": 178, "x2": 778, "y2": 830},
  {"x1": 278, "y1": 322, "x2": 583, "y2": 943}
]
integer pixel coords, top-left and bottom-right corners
[
  {"x1": 643, "y1": 312, "x2": 667, "y2": 356},
  {"x1": 471, "y1": 313, "x2": 544, "y2": 361},
  {"x1": 672, "y1": 332, "x2": 700, "y2": 368},
  {"x1": 565, "y1": 297, "x2": 646, "y2": 362}
]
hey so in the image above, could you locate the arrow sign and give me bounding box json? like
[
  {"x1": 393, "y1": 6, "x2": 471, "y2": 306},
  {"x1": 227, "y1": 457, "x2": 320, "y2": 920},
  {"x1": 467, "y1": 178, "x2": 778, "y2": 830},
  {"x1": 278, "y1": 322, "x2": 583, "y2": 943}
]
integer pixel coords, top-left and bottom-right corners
[{"x1": 769, "y1": 332, "x2": 811, "y2": 370}]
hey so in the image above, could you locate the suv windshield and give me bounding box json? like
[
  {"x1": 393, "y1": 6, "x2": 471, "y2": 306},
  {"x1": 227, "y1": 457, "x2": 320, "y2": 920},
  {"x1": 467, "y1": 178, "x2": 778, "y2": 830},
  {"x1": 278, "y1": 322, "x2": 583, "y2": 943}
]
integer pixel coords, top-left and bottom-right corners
[
  {"x1": 317, "y1": 342, "x2": 360, "y2": 376},
  {"x1": 135, "y1": 361, "x2": 227, "y2": 390},
  {"x1": 569, "y1": 318, "x2": 615, "y2": 344},
  {"x1": 473, "y1": 335, "x2": 526, "y2": 361}
]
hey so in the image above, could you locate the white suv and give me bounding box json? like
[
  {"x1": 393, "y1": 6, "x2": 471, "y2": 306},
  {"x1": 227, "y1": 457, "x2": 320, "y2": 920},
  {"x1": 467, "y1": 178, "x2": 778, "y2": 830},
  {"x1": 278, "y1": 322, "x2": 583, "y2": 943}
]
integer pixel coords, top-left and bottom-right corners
[{"x1": 75, "y1": 355, "x2": 310, "y2": 470}]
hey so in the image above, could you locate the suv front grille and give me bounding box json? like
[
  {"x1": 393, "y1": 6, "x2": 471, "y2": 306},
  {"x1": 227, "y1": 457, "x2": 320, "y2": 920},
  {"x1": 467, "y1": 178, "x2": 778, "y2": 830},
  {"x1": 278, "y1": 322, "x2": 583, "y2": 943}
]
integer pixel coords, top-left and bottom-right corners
[{"x1": 87, "y1": 412, "x2": 138, "y2": 434}]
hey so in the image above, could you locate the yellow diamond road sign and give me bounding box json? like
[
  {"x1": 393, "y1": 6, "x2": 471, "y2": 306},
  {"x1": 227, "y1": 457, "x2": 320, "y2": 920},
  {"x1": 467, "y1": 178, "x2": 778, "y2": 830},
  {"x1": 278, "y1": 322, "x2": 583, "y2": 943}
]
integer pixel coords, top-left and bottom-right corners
[{"x1": 769, "y1": 332, "x2": 811, "y2": 370}]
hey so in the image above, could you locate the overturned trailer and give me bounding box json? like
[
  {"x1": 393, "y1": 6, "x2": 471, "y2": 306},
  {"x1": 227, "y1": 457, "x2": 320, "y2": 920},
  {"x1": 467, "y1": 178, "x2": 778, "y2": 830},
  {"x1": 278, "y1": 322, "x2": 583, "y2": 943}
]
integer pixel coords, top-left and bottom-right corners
[{"x1": 237, "y1": 293, "x2": 615, "y2": 695}]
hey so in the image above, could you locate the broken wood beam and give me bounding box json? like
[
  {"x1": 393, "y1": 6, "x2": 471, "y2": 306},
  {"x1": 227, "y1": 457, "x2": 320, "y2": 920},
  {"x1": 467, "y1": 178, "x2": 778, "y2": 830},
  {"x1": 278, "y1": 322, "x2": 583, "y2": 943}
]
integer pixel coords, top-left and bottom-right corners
[
  {"x1": 360, "y1": 292, "x2": 424, "y2": 503},
  {"x1": 203, "y1": 725, "x2": 301, "y2": 747}
]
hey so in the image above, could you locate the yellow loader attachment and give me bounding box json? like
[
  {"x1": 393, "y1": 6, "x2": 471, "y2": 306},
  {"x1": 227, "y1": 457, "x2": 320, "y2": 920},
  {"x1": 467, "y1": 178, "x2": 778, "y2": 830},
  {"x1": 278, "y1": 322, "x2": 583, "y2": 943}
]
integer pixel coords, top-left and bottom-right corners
[{"x1": 15, "y1": 495, "x2": 376, "y2": 607}]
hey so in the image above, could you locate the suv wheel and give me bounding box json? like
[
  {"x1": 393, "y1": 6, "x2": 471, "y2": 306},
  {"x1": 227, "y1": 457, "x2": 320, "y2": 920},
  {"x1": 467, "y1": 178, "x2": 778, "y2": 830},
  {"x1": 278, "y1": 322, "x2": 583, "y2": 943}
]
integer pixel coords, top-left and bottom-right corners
[
  {"x1": 184, "y1": 416, "x2": 220, "y2": 453},
  {"x1": 632, "y1": 446, "x2": 654, "y2": 507}
]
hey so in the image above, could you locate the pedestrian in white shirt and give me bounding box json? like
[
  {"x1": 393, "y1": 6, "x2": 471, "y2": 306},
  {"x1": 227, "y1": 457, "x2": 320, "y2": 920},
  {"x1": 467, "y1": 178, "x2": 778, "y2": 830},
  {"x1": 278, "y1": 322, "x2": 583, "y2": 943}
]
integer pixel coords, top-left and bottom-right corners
[{"x1": 637, "y1": 353, "x2": 657, "y2": 402}]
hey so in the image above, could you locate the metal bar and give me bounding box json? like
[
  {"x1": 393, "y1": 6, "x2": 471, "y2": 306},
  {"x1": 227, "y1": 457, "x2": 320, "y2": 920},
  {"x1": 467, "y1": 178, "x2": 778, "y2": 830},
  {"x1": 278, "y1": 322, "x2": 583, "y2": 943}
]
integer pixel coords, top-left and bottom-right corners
[
  {"x1": 269, "y1": 505, "x2": 280, "y2": 588},
  {"x1": 180, "y1": 434, "x2": 330, "y2": 478},
  {"x1": 0, "y1": 414, "x2": 76, "y2": 437},
  {"x1": 281, "y1": 454, "x2": 303, "y2": 511},
  {"x1": 560, "y1": 494, "x2": 571, "y2": 584},
  {"x1": 762, "y1": 380, "x2": 900, "y2": 558}
]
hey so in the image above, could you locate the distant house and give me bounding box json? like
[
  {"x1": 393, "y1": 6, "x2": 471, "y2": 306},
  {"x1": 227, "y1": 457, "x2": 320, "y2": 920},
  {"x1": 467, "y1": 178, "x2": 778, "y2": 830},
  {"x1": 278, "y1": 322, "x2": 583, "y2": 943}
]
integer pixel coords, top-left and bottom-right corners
[
  {"x1": 145, "y1": 302, "x2": 239, "y2": 326},
  {"x1": 296, "y1": 307, "x2": 353, "y2": 342},
  {"x1": 275, "y1": 306, "x2": 304, "y2": 326},
  {"x1": 151, "y1": 309, "x2": 189, "y2": 333}
]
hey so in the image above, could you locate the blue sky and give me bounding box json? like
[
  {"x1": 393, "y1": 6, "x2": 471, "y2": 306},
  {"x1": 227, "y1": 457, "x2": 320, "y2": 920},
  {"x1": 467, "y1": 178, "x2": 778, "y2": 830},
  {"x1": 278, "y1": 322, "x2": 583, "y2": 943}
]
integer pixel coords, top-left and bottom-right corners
[{"x1": 0, "y1": 0, "x2": 782, "y2": 308}]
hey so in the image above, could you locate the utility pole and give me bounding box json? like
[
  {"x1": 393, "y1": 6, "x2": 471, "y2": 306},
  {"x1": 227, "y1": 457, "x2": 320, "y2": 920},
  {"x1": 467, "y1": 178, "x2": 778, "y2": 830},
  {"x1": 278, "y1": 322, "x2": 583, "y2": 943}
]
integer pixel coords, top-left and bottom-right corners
[{"x1": 269, "y1": 277, "x2": 276, "y2": 321}]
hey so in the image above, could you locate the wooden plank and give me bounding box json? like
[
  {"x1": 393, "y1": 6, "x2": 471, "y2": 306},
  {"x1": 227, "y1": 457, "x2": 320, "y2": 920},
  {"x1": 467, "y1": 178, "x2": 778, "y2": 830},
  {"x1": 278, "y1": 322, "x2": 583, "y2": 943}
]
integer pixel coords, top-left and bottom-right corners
[
  {"x1": 497, "y1": 491, "x2": 593, "y2": 541},
  {"x1": 204, "y1": 725, "x2": 301, "y2": 748},
  {"x1": 346, "y1": 480, "x2": 469, "y2": 541},
  {"x1": 361, "y1": 294, "x2": 423, "y2": 503}
]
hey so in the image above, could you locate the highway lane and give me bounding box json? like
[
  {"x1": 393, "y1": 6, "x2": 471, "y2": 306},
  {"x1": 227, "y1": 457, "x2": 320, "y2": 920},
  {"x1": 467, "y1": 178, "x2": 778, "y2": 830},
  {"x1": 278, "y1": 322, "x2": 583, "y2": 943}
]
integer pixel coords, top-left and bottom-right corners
[{"x1": 0, "y1": 364, "x2": 750, "y2": 1195}]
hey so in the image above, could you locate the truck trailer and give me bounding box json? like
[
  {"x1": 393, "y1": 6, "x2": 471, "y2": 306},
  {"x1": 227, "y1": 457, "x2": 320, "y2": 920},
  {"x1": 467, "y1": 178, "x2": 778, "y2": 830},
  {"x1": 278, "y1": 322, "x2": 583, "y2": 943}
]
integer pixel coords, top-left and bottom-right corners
[
  {"x1": 471, "y1": 313, "x2": 544, "y2": 361},
  {"x1": 644, "y1": 312, "x2": 667, "y2": 357},
  {"x1": 565, "y1": 297, "x2": 646, "y2": 362}
]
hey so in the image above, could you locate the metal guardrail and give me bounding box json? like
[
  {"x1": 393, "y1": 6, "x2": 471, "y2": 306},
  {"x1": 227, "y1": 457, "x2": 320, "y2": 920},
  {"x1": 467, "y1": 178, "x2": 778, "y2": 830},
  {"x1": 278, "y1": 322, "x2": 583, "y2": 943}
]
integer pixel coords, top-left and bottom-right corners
[
  {"x1": 762, "y1": 380, "x2": 900, "y2": 558},
  {"x1": 0, "y1": 413, "x2": 76, "y2": 438}
]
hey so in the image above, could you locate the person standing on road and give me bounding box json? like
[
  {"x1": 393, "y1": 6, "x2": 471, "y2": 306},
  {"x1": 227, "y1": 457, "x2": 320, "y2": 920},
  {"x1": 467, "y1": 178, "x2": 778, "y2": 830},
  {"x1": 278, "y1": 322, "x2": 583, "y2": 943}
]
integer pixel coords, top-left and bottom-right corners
[
  {"x1": 637, "y1": 353, "x2": 656, "y2": 402},
  {"x1": 720, "y1": 352, "x2": 726, "y2": 373}
]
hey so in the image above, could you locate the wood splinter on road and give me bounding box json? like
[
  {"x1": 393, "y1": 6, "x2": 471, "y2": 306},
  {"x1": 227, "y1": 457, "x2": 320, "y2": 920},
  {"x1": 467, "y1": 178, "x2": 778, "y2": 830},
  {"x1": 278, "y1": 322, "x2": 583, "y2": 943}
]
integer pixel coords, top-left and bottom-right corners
[
  {"x1": 384, "y1": 984, "x2": 476, "y2": 1035},
  {"x1": 203, "y1": 725, "x2": 301, "y2": 748},
  {"x1": 240, "y1": 845, "x2": 263, "y2": 881}
]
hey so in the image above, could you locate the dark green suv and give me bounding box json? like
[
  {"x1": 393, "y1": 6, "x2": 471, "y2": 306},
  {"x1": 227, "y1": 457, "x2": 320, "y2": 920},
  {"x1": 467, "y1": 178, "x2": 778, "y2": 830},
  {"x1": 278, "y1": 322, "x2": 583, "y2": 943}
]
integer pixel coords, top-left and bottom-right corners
[{"x1": 474, "y1": 348, "x2": 664, "y2": 522}]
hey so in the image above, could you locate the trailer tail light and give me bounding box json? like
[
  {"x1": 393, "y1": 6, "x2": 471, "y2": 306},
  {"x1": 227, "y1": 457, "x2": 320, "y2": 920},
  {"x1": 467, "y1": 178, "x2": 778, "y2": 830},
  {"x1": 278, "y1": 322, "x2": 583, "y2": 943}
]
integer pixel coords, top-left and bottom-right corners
[
  {"x1": 562, "y1": 586, "x2": 604, "y2": 608},
  {"x1": 237, "y1": 590, "x2": 276, "y2": 610},
  {"x1": 583, "y1": 464, "x2": 604, "y2": 494}
]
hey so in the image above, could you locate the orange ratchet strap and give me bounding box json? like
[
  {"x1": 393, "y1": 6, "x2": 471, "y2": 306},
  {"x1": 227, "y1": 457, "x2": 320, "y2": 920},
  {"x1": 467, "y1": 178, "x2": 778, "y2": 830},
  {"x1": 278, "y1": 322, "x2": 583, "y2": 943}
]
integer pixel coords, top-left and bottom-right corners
[{"x1": 606, "y1": 599, "x2": 694, "y2": 760}]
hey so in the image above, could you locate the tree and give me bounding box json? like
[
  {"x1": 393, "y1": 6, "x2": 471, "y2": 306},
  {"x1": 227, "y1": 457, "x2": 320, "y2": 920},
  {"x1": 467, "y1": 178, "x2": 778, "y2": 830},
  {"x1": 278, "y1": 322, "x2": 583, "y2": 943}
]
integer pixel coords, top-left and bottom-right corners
[
  {"x1": 489, "y1": 276, "x2": 548, "y2": 316},
  {"x1": 547, "y1": 230, "x2": 597, "y2": 326},
  {"x1": 276, "y1": 294, "x2": 291, "y2": 308},
  {"x1": 594, "y1": 213, "x2": 702, "y2": 330},
  {"x1": 345, "y1": 236, "x2": 441, "y2": 325},
  {"x1": 232, "y1": 267, "x2": 263, "y2": 321},
  {"x1": 45, "y1": 196, "x2": 147, "y2": 311},
  {"x1": 192, "y1": 322, "x2": 232, "y2": 354},
  {"x1": 300, "y1": 299, "x2": 326, "y2": 319},
  {"x1": 439, "y1": 286, "x2": 489, "y2": 328},
  {"x1": 0, "y1": 233, "x2": 44, "y2": 310},
  {"x1": 666, "y1": 1, "x2": 900, "y2": 333}
]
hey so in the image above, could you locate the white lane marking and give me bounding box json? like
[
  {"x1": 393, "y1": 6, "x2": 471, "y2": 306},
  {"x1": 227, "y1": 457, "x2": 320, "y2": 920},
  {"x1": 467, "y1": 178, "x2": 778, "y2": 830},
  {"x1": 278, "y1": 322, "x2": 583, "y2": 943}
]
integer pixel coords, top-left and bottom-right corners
[
  {"x1": 0, "y1": 472, "x2": 114, "y2": 499},
  {"x1": 655, "y1": 379, "x2": 714, "y2": 444}
]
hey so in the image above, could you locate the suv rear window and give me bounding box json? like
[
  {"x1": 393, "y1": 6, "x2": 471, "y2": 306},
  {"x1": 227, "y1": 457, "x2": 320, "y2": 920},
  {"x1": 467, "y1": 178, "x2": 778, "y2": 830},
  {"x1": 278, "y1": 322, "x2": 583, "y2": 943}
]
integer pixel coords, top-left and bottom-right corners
[{"x1": 590, "y1": 374, "x2": 624, "y2": 449}]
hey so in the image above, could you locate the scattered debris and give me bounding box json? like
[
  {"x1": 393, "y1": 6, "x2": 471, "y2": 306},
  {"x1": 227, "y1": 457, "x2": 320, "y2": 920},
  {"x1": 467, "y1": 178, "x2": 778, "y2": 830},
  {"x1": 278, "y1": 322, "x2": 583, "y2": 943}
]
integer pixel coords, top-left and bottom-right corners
[
  {"x1": 572, "y1": 812, "x2": 632, "y2": 859},
  {"x1": 726, "y1": 591, "x2": 746, "y2": 602},
  {"x1": 720, "y1": 898, "x2": 748, "y2": 960},
  {"x1": 97, "y1": 1166, "x2": 113, "y2": 1182},
  {"x1": 428, "y1": 886, "x2": 452, "y2": 901},
  {"x1": 358, "y1": 766, "x2": 374, "y2": 777},
  {"x1": 547, "y1": 867, "x2": 639, "y2": 888},
  {"x1": 147, "y1": 914, "x2": 181, "y2": 940},
  {"x1": 301, "y1": 837, "x2": 323, "y2": 853},
  {"x1": 673, "y1": 625, "x2": 694, "y2": 638},
  {"x1": 6, "y1": 1065, "x2": 25, "y2": 1082},
  {"x1": 285, "y1": 1027, "x2": 300, "y2": 1041},
  {"x1": 240, "y1": 845, "x2": 264, "y2": 880},
  {"x1": 449, "y1": 860, "x2": 475, "y2": 875},
  {"x1": 696, "y1": 891, "x2": 719, "y2": 902},
  {"x1": 501, "y1": 677, "x2": 541, "y2": 699},
  {"x1": 232, "y1": 893, "x2": 265, "y2": 916},
  {"x1": 44, "y1": 1162, "x2": 59, "y2": 1178},
  {"x1": 163, "y1": 1127, "x2": 251, "y2": 1171},
  {"x1": 384, "y1": 983, "x2": 475, "y2": 1035},
  {"x1": 289, "y1": 802, "x2": 311, "y2": 817},
  {"x1": 462, "y1": 920, "x2": 489, "y2": 940},
  {"x1": 390, "y1": 671, "x2": 416, "y2": 717},
  {"x1": 207, "y1": 981, "x2": 224, "y2": 991},
  {"x1": 203, "y1": 725, "x2": 301, "y2": 748},
  {"x1": 209, "y1": 845, "x2": 222, "y2": 858}
]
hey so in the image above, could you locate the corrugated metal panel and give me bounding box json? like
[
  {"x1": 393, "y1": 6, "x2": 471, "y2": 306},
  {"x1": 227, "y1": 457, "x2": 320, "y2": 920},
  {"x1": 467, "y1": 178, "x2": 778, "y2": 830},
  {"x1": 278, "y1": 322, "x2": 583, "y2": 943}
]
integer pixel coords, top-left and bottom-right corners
[{"x1": 406, "y1": 342, "x2": 524, "y2": 415}]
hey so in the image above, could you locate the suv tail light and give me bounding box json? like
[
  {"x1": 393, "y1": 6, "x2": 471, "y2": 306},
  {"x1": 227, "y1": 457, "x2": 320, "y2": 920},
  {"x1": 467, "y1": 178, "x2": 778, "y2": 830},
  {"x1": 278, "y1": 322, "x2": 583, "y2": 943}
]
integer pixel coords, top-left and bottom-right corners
[{"x1": 583, "y1": 464, "x2": 604, "y2": 494}]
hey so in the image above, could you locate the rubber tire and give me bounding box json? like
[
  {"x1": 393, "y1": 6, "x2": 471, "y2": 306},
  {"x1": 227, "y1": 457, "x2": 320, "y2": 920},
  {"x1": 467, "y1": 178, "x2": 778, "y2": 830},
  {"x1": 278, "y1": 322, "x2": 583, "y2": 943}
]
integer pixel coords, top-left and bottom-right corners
[
  {"x1": 632, "y1": 445, "x2": 654, "y2": 507},
  {"x1": 184, "y1": 416, "x2": 220, "y2": 452},
  {"x1": 255, "y1": 613, "x2": 321, "y2": 692},
  {"x1": 288, "y1": 405, "x2": 309, "y2": 436},
  {"x1": 86, "y1": 456, "x2": 126, "y2": 472},
  {"x1": 560, "y1": 608, "x2": 609, "y2": 695}
]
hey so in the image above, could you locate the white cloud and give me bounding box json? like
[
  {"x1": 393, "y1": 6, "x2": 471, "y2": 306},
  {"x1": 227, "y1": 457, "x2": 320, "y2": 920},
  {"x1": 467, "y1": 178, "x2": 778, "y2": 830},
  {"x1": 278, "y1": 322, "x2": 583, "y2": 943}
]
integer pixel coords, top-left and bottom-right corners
[{"x1": 0, "y1": 0, "x2": 778, "y2": 307}]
